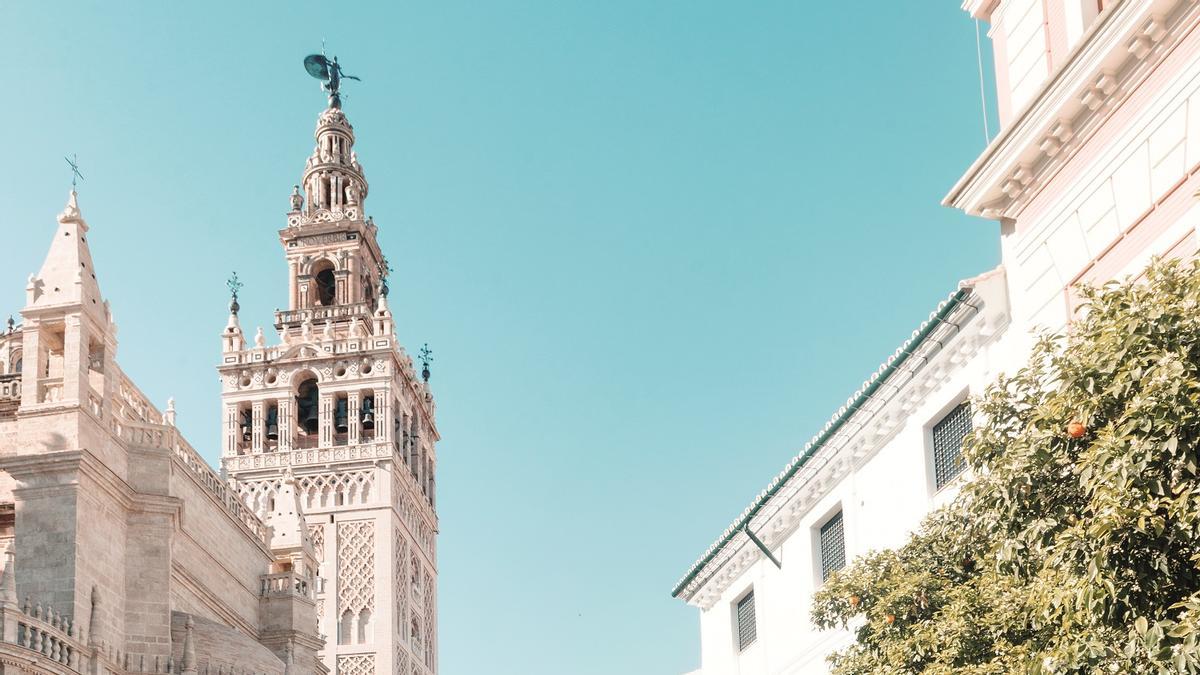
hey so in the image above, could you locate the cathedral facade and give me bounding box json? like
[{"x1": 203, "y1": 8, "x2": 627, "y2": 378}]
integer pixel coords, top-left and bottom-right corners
[{"x1": 0, "y1": 94, "x2": 437, "y2": 674}]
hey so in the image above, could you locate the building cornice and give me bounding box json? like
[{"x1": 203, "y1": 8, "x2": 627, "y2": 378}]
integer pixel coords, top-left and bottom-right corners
[
  {"x1": 961, "y1": 0, "x2": 1000, "y2": 21},
  {"x1": 945, "y1": 0, "x2": 1197, "y2": 219}
]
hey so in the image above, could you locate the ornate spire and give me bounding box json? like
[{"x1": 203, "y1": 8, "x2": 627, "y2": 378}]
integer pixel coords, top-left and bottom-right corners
[
  {"x1": 293, "y1": 105, "x2": 368, "y2": 227},
  {"x1": 26, "y1": 191, "x2": 105, "y2": 322}
]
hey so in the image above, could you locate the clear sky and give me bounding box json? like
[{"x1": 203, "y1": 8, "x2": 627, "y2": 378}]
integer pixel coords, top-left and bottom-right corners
[{"x1": 0, "y1": 2, "x2": 998, "y2": 673}]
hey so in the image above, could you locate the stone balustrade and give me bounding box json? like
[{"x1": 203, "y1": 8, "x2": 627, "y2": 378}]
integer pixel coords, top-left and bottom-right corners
[
  {"x1": 259, "y1": 571, "x2": 312, "y2": 600},
  {"x1": 114, "y1": 368, "x2": 163, "y2": 425},
  {"x1": 0, "y1": 598, "x2": 280, "y2": 674},
  {"x1": 0, "y1": 373, "x2": 19, "y2": 400},
  {"x1": 39, "y1": 377, "x2": 63, "y2": 403},
  {"x1": 0, "y1": 374, "x2": 19, "y2": 417},
  {"x1": 221, "y1": 440, "x2": 395, "y2": 472},
  {"x1": 2, "y1": 598, "x2": 85, "y2": 671},
  {"x1": 115, "y1": 419, "x2": 269, "y2": 547},
  {"x1": 274, "y1": 301, "x2": 371, "y2": 328}
]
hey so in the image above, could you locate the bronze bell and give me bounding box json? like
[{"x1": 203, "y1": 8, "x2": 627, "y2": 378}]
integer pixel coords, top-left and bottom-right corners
[
  {"x1": 361, "y1": 396, "x2": 375, "y2": 429},
  {"x1": 266, "y1": 406, "x2": 279, "y2": 441},
  {"x1": 239, "y1": 409, "x2": 252, "y2": 442},
  {"x1": 297, "y1": 380, "x2": 320, "y2": 434},
  {"x1": 334, "y1": 398, "x2": 349, "y2": 433}
]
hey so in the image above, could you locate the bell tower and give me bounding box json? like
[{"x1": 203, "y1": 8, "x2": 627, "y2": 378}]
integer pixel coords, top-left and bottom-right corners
[{"x1": 220, "y1": 97, "x2": 440, "y2": 675}]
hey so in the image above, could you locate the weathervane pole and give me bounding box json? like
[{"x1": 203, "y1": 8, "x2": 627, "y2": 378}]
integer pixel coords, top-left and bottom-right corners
[{"x1": 64, "y1": 154, "x2": 84, "y2": 192}]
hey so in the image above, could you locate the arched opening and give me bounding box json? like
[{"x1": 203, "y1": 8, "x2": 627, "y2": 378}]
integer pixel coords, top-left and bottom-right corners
[
  {"x1": 338, "y1": 610, "x2": 353, "y2": 646},
  {"x1": 297, "y1": 377, "x2": 320, "y2": 439},
  {"x1": 360, "y1": 392, "x2": 376, "y2": 440},
  {"x1": 313, "y1": 261, "x2": 336, "y2": 307},
  {"x1": 265, "y1": 403, "x2": 279, "y2": 448},
  {"x1": 408, "y1": 416, "x2": 420, "y2": 476},
  {"x1": 357, "y1": 608, "x2": 371, "y2": 643},
  {"x1": 333, "y1": 393, "x2": 349, "y2": 445}
]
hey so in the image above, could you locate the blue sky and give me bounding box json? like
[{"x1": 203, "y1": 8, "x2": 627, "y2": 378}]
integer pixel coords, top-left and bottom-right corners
[{"x1": 0, "y1": 3, "x2": 998, "y2": 673}]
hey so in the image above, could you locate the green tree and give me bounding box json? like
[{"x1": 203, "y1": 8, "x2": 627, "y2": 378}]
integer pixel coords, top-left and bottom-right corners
[{"x1": 812, "y1": 260, "x2": 1200, "y2": 674}]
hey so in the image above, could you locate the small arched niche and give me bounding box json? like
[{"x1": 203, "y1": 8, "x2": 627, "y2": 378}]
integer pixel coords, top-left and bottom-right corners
[{"x1": 312, "y1": 260, "x2": 337, "y2": 307}]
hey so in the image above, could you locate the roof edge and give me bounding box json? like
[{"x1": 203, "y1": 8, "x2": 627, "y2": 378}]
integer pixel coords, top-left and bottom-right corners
[{"x1": 670, "y1": 284, "x2": 975, "y2": 600}]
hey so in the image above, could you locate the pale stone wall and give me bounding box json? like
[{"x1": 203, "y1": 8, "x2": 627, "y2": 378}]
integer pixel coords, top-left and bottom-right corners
[
  {"x1": 0, "y1": 189, "x2": 326, "y2": 673},
  {"x1": 167, "y1": 458, "x2": 272, "y2": 634}
]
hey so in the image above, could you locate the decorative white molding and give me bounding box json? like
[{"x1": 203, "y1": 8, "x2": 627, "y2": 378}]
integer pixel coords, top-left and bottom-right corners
[{"x1": 945, "y1": 0, "x2": 1200, "y2": 219}]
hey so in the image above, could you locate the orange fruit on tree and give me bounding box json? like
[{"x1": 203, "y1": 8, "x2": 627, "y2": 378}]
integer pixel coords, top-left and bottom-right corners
[{"x1": 1067, "y1": 421, "x2": 1086, "y2": 439}]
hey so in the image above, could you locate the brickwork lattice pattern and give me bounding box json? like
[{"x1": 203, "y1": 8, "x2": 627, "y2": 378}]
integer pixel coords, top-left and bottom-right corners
[{"x1": 337, "y1": 521, "x2": 376, "y2": 613}]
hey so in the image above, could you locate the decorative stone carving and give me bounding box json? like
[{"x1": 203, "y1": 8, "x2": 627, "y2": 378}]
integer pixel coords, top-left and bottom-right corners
[
  {"x1": 337, "y1": 521, "x2": 376, "y2": 614},
  {"x1": 337, "y1": 654, "x2": 375, "y2": 675}
]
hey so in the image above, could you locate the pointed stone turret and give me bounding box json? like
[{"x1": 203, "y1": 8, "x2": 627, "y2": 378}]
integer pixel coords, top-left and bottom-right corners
[
  {"x1": 266, "y1": 469, "x2": 316, "y2": 570},
  {"x1": 180, "y1": 616, "x2": 197, "y2": 673},
  {"x1": 87, "y1": 585, "x2": 101, "y2": 647},
  {"x1": 26, "y1": 191, "x2": 106, "y2": 323},
  {"x1": 0, "y1": 547, "x2": 16, "y2": 606},
  {"x1": 222, "y1": 277, "x2": 244, "y2": 353},
  {"x1": 18, "y1": 190, "x2": 118, "y2": 415}
]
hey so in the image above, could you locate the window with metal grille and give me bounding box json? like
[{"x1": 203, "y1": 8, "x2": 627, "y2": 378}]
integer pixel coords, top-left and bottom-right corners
[
  {"x1": 736, "y1": 591, "x2": 757, "y2": 651},
  {"x1": 816, "y1": 506, "x2": 844, "y2": 581},
  {"x1": 819, "y1": 511, "x2": 846, "y2": 581},
  {"x1": 933, "y1": 402, "x2": 972, "y2": 490}
]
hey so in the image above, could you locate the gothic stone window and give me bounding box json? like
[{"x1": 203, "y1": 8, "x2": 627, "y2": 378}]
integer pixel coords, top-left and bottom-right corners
[
  {"x1": 735, "y1": 589, "x2": 757, "y2": 652},
  {"x1": 932, "y1": 402, "x2": 972, "y2": 491},
  {"x1": 819, "y1": 510, "x2": 846, "y2": 582}
]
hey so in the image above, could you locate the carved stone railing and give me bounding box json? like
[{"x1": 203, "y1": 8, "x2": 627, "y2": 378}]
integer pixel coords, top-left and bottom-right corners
[
  {"x1": 114, "y1": 367, "x2": 162, "y2": 425},
  {"x1": 0, "y1": 374, "x2": 20, "y2": 401},
  {"x1": 87, "y1": 388, "x2": 104, "y2": 419},
  {"x1": 260, "y1": 571, "x2": 312, "y2": 600},
  {"x1": 38, "y1": 377, "x2": 63, "y2": 404},
  {"x1": 222, "y1": 441, "x2": 395, "y2": 473},
  {"x1": 274, "y1": 302, "x2": 372, "y2": 328},
  {"x1": 115, "y1": 420, "x2": 269, "y2": 547},
  {"x1": 0, "y1": 599, "x2": 86, "y2": 672},
  {"x1": 0, "y1": 375, "x2": 20, "y2": 417}
]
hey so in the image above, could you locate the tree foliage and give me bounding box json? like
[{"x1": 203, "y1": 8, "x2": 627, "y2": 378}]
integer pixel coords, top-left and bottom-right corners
[{"x1": 812, "y1": 260, "x2": 1200, "y2": 674}]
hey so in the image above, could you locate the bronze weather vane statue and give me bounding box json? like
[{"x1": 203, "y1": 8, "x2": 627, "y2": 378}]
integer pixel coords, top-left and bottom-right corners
[{"x1": 303, "y1": 50, "x2": 360, "y2": 109}]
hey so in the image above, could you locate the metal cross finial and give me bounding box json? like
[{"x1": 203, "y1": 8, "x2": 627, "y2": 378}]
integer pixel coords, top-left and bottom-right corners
[
  {"x1": 419, "y1": 343, "x2": 433, "y2": 383},
  {"x1": 227, "y1": 272, "x2": 243, "y2": 299},
  {"x1": 378, "y1": 258, "x2": 393, "y2": 297},
  {"x1": 64, "y1": 154, "x2": 84, "y2": 191},
  {"x1": 227, "y1": 272, "x2": 243, "y2": 315}
]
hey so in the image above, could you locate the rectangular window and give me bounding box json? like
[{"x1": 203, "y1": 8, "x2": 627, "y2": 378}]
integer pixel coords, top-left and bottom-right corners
[
  {"x1": 819, "y1": 511, "x2": 846, "y2": 581},
  {"x1": 933, "y1": 402, "x2": 973, "y2": 490},
  {"x1": 736, "y1": 591, "x2": 757, "y2": 652}
]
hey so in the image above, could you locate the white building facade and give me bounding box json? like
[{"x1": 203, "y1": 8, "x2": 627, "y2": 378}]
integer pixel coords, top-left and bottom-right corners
[{"x1": 674, "y1": 0, "x2": 1200, "y2": 672}]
